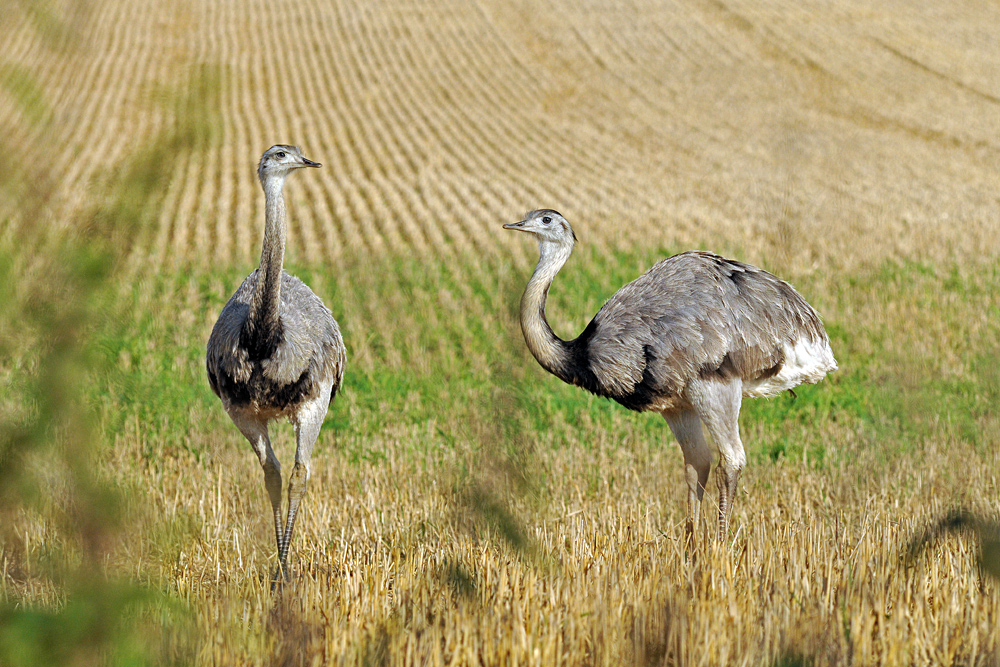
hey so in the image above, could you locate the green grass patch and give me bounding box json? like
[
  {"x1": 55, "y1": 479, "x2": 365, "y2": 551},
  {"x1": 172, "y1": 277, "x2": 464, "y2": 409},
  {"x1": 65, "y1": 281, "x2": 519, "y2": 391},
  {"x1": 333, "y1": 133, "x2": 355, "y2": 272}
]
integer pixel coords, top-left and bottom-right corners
[{"x1": 87, "y1": 249, "x2": 1000, "y2": 472}]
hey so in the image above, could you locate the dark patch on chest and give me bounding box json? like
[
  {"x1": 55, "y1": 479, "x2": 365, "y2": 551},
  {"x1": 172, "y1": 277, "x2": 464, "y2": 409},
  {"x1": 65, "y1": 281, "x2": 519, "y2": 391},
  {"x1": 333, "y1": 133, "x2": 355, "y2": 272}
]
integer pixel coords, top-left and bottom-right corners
[
  {"x1": 611, "y1": 345, "x2": 667, "y2": 412},
  {"x1": 212, "y1": 359, "x2": 314, "y2": 412},
  {"x1": 563, "y1": 321, "x2": 604, "y2": 396},
  {"x1": 240, "y1": 319, "x2": 284, "y2": 362},
  {"x1": 568, "y1": 328, "x2": 666, "y2": 413}
]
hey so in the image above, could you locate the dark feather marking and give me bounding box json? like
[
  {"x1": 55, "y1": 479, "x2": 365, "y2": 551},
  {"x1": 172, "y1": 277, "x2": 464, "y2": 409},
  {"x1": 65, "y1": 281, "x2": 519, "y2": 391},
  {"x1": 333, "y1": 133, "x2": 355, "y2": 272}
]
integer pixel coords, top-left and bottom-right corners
[
  {"x1": 568, "y1": 328, "x2": 663, "y2": 412},
  {"x1": 726, "y1": 265, "x2": 748, "y2": 286},
  {"x1": 214, "y1": 365, "x2": 252, "y2": 405},
  {"x1": 614, "y1": 345, "x2": 663, "y2": 412},
  {"x1": 240, "y1": 318, "x2": 284, "y2": 361},
  {"x1": 700, "y1": 352, "x2": 735, "y2": 380},
  {"x1": 758, "y1": 358, "x2": 784, "y2": 379},
  {"x1": 328, "y1": 375, "x2": 342, "y2": 407},
  {"x1": 214, "y1": 361, "x2": 314, "y2": 411},
  {"x1": 565, "y1": 320, "x2": 603, "y2": 395},
  {"x1": 699, "y1": 349, "x2": 784, "y2": 382}
]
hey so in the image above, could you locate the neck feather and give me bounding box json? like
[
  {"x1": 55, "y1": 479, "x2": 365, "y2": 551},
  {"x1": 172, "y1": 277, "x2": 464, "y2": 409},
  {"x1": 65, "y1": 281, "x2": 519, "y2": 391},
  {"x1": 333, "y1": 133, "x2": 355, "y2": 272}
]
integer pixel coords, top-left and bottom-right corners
[
  {"x1": 248, "y1": 176, "x2": 287, "y2": 336},
  {"x1": 519, "y1": 238, "x2": 575, "y2": 381}
]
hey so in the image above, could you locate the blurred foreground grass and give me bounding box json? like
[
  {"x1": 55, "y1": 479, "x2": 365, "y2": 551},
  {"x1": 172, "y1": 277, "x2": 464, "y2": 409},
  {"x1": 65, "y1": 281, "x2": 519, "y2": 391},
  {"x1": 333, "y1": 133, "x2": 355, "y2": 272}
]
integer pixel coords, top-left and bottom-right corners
[
  {"x1": 1, "y1": 5, "x2": 999, "y2": 663},
  {"x1": 0, "y1": 214, "x2": 175, "y2": 665},
  {"x1": 0, "y1": 54, "x2": 220, "y2": 664}
]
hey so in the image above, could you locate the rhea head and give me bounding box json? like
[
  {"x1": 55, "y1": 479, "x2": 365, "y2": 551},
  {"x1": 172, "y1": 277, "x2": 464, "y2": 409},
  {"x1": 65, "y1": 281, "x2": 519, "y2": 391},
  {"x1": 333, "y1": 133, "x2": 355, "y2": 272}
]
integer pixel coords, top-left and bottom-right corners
[
  {"x1": 257, "y1": 145, "x2": 321, "y2": 185},
  {"x1": 503, "y1": 209, "x2": 577, "y2": 250}
]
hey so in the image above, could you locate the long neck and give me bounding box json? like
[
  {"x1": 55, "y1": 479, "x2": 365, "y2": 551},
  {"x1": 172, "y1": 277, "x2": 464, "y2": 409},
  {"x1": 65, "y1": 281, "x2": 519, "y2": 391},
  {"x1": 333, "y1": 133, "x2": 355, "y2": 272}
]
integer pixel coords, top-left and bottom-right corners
[
  {"x1": 519, "y1": 238, "x2": 575, "y2": 381},
  {"x1": 248, "y1": 175, "x2": 287, "y2": 336}
]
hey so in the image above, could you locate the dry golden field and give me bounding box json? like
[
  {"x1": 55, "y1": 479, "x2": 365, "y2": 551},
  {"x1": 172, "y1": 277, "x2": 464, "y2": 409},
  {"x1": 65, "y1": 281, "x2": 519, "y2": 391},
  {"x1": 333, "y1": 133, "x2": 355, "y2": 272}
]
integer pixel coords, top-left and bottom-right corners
[{"x1": 2, "y1": 0, "x2": 1000, "y2": 665}]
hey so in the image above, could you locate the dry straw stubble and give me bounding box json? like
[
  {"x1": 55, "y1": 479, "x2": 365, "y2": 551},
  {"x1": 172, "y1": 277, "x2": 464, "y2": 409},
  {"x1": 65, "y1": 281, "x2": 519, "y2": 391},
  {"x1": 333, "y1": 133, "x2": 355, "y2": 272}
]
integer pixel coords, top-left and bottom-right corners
[{"x1": 2, "y1": 0, "x2": 1000, "y2": 664}]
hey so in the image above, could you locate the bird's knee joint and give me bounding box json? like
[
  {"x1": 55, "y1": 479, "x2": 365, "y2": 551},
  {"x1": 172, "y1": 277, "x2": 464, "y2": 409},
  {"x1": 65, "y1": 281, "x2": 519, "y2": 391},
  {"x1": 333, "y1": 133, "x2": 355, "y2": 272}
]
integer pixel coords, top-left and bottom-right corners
[
  {"x1": 719, "y1": 450, "x2": 745, "y2": 472},
  {"x1": 289, "y1": 462, "x2": 310, "y2": 486}
]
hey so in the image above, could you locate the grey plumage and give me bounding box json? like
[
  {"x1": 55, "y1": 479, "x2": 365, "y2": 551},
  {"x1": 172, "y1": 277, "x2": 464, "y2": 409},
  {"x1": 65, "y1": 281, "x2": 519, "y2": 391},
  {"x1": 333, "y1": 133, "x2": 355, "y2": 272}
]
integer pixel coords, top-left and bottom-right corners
[
  {"x1": 207, "y1": 272, "x2": 343, "y2": 411},
  {"x1": 505, "y1": 209, "x2": 836, "y2": 538},
  {"x1": 207, "y1": 145, "x2": 345, "y2": 584}
]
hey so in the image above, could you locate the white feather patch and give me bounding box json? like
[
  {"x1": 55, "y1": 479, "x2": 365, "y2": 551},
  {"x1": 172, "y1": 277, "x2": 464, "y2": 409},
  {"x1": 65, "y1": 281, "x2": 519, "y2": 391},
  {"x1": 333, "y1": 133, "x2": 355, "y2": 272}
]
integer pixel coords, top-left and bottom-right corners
[{"x1": 743, "y1": 336, "x2": 838, "y2": 398}]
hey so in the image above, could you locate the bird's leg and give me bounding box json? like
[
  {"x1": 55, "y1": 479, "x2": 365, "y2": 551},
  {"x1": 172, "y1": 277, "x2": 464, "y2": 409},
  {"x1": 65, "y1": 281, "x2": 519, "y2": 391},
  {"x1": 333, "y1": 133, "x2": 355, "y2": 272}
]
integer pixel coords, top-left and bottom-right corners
[
  {"x1": 230, "y1": 413, "x2": 286, "y2": 584},
  {"x1": 277, "y1": 460, "x2": 309, "y2": 580},
  {"x1": 663, "y1": 409, "x2": 711, "y2": 542},
  {"x1": 714, "y1": 461, "x2": 742, "y2": 537},
  {"x1": 263, "y1": 456, "x2": 284, "y2": 561},
  {"x1": 688, "y1": 379, "x2": 745, "y2": 540},
  {"x1": 277, "y1": 392, "x2": 329, "y2": 582}
]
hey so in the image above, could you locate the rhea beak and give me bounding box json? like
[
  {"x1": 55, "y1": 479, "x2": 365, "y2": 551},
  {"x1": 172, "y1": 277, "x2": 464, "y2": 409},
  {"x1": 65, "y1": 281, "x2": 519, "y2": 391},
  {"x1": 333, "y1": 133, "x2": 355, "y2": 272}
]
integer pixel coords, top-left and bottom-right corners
[
  {"x1": 503, "y1": 220, "x2": 528, "y2": 231},
  {"x1": 300, "y1": 157, "x2": 321, "y2": 168}
]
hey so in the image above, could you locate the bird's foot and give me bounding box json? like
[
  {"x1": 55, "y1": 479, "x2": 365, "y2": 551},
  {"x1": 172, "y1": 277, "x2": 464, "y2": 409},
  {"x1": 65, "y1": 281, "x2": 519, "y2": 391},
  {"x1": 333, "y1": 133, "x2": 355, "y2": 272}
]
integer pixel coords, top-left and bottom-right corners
[
  {"x1": 270, "y1": 562, "x2": 292, "y2": 593},
  {"x1": 683, "y1": 519, "x2": 698, "y2": 549}
]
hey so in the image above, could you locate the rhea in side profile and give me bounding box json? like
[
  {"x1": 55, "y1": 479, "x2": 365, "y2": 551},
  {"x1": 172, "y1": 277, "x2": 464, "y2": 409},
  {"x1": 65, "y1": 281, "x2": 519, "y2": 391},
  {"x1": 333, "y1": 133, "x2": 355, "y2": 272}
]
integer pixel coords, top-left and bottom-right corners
[
  {"x1": 505, "y1": 210, "x2": 836, "y2": 537},
  {"x1": 207, "y1": 145, "x2": 345, "y2": 584}
]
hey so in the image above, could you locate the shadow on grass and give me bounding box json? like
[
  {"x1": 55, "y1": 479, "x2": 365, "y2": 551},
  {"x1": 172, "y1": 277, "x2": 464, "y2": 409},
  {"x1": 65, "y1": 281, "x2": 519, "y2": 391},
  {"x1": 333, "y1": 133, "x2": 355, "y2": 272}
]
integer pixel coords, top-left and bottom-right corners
[
  {"x1": 905, "y1": 509, "x2": 1000, "y2": 583},
  {"x1": 442, "y1": 267, "x2": 553, "y2": 595}
]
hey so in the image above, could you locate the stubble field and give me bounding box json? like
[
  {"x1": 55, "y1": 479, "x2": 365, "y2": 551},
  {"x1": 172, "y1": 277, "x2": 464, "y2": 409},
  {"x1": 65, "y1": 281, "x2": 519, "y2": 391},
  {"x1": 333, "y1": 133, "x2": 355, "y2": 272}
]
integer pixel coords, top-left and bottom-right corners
[{"x1": 2, "y1": 0, "x2": 1000, "y2": 665}]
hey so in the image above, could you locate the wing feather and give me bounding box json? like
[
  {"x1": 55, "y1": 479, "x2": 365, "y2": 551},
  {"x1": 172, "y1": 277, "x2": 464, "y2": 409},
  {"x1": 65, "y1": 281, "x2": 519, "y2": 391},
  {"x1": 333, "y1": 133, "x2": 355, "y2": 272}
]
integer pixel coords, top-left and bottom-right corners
[{"x1": 576, "y1": 251, "x2": 830, "y2": 408}]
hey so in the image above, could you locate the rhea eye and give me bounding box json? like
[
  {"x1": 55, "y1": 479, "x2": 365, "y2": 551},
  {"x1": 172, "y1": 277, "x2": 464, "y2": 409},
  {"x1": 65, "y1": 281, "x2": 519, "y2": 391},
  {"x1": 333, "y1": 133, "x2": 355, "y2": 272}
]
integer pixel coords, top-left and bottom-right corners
[
  {"x1": 275, "y1": 151, "x2": 286, "y2": 159},
  {"x1": 542, "y1": 216, "x2": 552, "y2": 225}
]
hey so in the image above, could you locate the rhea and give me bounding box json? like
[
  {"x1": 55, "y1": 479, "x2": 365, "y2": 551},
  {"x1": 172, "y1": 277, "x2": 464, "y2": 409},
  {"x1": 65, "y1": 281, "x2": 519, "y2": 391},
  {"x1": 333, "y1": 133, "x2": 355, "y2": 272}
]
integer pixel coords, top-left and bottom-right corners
[
  {"x1": 505, "y1": 210, "x2": 836, "y2": 537},
  {"x1": 206, "y1": 145, "x2": 345, "y2": 583}
]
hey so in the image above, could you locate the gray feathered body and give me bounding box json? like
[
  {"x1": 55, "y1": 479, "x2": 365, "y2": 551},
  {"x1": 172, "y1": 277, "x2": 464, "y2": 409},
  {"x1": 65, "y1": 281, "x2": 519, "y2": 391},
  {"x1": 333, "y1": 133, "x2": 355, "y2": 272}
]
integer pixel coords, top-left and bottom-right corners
[
  {"x1": 207, "y1": 268, "x2": 345, "y2": 420},
  {"x1": 507, "y1": 209, "x2": 835, "y2": 536},
  {"x1": 559, "y1": 251, "x2": 836, "y2": 413},
  {"x1": 206, "y1": 145, "x2": 345, "y2": 584}
]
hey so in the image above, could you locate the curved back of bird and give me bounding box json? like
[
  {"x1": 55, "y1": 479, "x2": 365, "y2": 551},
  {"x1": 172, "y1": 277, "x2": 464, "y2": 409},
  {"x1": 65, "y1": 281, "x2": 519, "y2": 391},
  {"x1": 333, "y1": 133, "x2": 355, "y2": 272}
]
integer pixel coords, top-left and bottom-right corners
[{"x1": 573, "y1": 251, "x2": 831, "y2": 407}]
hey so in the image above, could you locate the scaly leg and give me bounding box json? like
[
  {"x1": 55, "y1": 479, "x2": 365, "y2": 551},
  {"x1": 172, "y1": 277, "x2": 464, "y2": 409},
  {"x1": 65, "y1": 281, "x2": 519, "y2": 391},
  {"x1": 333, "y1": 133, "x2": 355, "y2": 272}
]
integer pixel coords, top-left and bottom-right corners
[
  {"x1": 663, "y1": 409, "x2": 711, "y2": 540},
  {"x1": 687, "y1": 378, "x2": 745, "y2": 539},
  {"x1": 277, "y1": 385, "x2": 332, "y2": 582},
  {"x1": 277, "y1": 460, "x2": 309, "y2": 580},
  {"x1": 229, "y1": 411, "x2": 284, "y2": 582}
]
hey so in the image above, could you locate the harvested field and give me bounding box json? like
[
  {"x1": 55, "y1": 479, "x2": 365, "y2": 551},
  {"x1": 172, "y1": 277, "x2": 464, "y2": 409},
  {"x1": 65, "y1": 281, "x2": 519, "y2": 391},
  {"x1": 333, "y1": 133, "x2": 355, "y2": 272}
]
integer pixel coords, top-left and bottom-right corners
[{"x1": 1, "y1": 0, "x2": 999, "y2": 665}]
